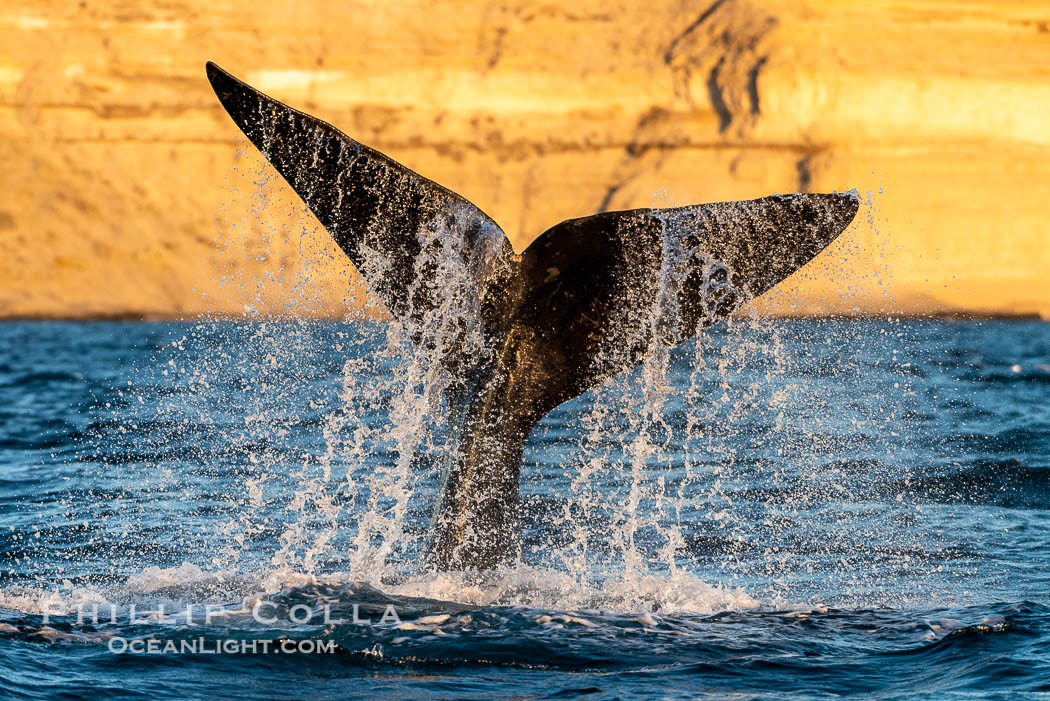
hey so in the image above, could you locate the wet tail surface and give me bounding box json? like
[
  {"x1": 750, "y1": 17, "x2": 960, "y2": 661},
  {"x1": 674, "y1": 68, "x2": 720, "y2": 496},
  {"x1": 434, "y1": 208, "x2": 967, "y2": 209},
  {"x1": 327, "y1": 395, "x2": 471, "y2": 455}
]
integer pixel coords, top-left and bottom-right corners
[{"x1": 206, "y1": 62, "x2": 858, "y2": 571}]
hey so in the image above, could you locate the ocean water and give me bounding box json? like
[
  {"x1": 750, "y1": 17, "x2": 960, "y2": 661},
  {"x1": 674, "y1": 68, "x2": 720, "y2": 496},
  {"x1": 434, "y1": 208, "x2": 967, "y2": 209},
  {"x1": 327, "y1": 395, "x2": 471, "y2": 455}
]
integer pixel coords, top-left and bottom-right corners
[{"x1": 0, "y1": 318, "x2": 1048, "y2": 698}]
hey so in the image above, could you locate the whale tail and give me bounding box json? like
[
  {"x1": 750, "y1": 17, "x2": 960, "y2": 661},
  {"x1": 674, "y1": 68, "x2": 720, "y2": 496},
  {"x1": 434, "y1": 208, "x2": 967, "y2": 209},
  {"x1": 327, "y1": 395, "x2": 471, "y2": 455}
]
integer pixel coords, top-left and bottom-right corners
[{"x1": 206, "y1": 61, "x2": 860, "y2": 570}]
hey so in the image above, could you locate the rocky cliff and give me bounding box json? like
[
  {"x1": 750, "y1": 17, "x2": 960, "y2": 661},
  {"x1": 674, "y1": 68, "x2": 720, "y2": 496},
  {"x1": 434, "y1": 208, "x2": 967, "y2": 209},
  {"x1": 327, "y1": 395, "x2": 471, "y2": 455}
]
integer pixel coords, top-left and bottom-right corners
[{"x1": 2, "y1": 0, "x2": 1048, "y2": 319}]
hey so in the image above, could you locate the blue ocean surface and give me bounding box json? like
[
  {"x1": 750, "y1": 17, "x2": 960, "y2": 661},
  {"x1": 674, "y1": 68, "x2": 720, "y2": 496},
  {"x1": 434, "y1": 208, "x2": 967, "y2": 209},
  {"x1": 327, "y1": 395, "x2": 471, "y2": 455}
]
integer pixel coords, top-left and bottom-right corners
[{"x1": 0, "y1": 319, "x2": 1048, "y2": 699}]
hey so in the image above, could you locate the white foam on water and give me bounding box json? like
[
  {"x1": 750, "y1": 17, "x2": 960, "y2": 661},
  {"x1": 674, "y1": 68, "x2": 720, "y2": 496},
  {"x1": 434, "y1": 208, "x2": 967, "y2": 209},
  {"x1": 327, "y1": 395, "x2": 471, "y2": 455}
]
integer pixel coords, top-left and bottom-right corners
[
  {"x1": 0, "y1": 561, "x2": 759, "y2": 618},
  {"x1": 385, "y1": 563, "x2": 760, "y2": 613}
]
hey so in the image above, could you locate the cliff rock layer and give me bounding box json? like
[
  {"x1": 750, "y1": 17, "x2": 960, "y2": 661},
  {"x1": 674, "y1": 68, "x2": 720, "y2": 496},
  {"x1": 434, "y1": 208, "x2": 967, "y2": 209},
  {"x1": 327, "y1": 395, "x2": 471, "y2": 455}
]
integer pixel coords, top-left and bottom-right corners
[{"x1": 2, "y1": 1, "x2": 1048, "y2": 319}]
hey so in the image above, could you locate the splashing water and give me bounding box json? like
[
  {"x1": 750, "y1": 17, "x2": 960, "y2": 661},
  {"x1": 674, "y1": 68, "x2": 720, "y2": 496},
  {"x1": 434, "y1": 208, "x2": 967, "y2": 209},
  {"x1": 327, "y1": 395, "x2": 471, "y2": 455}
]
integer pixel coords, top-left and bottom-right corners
[
  {"x1": 37, "y1": 164, "x2": 932, "y2": 616},
  {"x1": 16, "y1": 160, "x2": 947, "y2": 616}
]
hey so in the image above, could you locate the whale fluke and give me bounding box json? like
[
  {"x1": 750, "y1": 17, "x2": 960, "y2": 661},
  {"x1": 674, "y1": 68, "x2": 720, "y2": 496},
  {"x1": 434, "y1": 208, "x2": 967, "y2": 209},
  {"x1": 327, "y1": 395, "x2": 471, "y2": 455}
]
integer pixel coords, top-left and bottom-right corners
[
  {"x1": 205, "y1": 61, "x2": 514, "y2": 348},
  {"x1": 206, "y1": 61, "x2": 860, "y2": 571}
]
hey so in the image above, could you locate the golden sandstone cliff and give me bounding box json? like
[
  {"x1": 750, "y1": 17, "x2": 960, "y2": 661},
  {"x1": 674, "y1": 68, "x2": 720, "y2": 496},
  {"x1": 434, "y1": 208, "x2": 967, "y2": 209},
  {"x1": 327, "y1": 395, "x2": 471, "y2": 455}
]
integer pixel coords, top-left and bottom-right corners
[{"x1": 1, "y1": 0, "x2": 1048, "y2": 319}]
